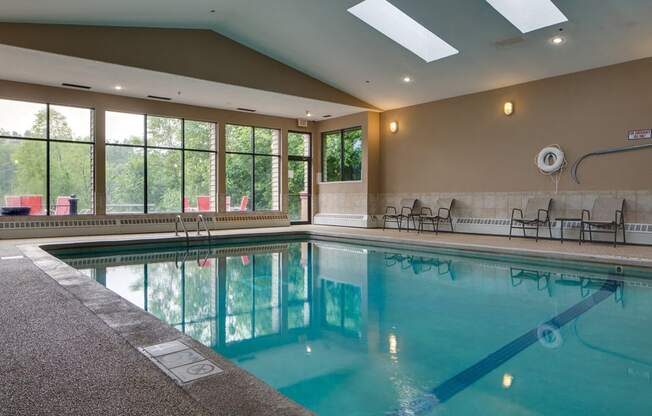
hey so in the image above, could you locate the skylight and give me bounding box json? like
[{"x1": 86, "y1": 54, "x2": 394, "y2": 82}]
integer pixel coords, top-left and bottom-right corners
[
  {"x1": 485, "y1": 0, "x2": 568, "y2": 33},
  {"x1": 347, "y1": 0, "x2": 458, "y2": 63}
]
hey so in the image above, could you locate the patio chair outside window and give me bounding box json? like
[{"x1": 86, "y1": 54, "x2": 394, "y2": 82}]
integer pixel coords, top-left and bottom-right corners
[
  {"x1": 580, "y1": 198, "x2": 626, "y2": 247},
  {"x1": 509, "y1": 197, "x2": 552, "y2": 241}
]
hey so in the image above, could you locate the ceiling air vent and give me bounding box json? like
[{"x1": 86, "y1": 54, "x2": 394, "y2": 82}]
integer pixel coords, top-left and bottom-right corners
[
  {"x1": 61, "y1": 83, "x2": 91, "y2": 90},
  {"x1": 237, "y1": 107, "x2": 256, "y2": 113},
  {"x1": 147, "y1": 95, "x2": 172, "y2": 101},
  {"x1": 494, "y1": 36, "x2": 525, "y2": 47},
  {"x1": 322, "y1": 115, "x2": 332, "y2": 118}
]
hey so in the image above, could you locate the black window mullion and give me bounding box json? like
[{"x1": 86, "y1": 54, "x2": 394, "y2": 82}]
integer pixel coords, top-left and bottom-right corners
[
  {"x1": 251, "y1": 127, "x2": 256, "y2": 211},
  {"x1": 46, "y1": 104, "x2": 51, "y2": 216},
  {"x1": 143, "y1": 115, "x2": 148, "y2": 214},
  {"x1": 339, "y1": 131, "x2": 345, "y2": 182},
  {"x1": 181, "y1": 119, "x2": 185, "y2": 213}
]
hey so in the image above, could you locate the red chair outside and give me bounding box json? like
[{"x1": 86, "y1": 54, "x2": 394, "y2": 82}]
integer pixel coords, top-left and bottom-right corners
[
  {"x1": 239, "y1": 195, "x2": 249, "y2": 212},
  {"x1": 197, "y1": 196, "x2": 211, "y2": 212},
  {"x1": 54, "y1": 196, "x2": 71, "y2": 215},
  {"x1": 21, "y1": 195, "x2": 44, "y2": 215},
  {"x1": 4, "y1": 196, "x2": 21, "y2": 207}
]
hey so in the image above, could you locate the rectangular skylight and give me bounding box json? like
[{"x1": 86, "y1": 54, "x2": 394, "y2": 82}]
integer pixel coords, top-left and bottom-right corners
[
  {"x1": 347, "y1": 0, "x2": 458, "y2": 63},
  {"x1": 486, "y1": 0, "x2": 568, "y2": 33}
]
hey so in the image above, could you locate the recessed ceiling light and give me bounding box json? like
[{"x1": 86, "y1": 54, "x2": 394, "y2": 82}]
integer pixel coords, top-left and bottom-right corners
[
  {"x1": 348, "y1": 0, "x2": 458, "y2": 63},
  {"x1": 485, "y1": 0, "x2": 568, "y2": 33},
  {"x1": 306, "y1": 111, "x2": 312, "y2": 117},
  {"x1": 402, "y1": 76, "x2": 412, "y2": 83},
  {"x1": 549, "y1": 35, "x2": 566, "y2": 45},
  {"x1": 114, "y1": 85, "x2": 123, "y2": 90}
]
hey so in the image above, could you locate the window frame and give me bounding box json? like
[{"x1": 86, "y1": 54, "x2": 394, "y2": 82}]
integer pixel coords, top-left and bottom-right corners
[
  {"x1": 105, "y1": 111, "x2": 217, "y2": 214},
  {"x1": 287, "y1": 130, "x2": 312, "y2": 224},
  {"x1": 0, "y1": 98, "x2": 96, "y2": 216},
  {"x1": 320, "y1": 126, "x2": 363, "y2": 183},
  {"x1": 225, "y1": 123, "x2": 281, "y2": 212}
]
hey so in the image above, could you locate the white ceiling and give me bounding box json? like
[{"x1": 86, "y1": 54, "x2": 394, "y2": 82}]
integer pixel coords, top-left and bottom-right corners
[
  {"x1": 0, "y1": 45, "x2": 368, "y2": 119},
  {"x1": 2, "y1": 0, "x2": 652, "y2": 110}
]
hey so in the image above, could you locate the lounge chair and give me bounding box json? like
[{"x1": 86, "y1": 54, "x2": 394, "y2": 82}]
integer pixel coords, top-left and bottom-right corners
[
  {"x1": 382, "y1": 199, "x2": 418, "y2": 231},
  {"x1": 54, "y1": 196, "x2": 70, "y2": 215},
  {"x1": 418, "y1": 199, "x2": 455, "y2": 234},
  {"x1": 509, "y1": 197, "x2": 552, "y2": 241},
  {"x1": 580, "y1": 197, "x2": 625, "y2": 247}
]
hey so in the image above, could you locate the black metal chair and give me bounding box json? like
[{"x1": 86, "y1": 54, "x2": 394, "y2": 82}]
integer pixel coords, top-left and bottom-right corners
[
  {"x1": 418, "y1": 199, "x2": 455, "y2": 234},
  {"x1": 509, "y1": 197, "x2": 552, "y2": 242},
  {"x1": 580, "y1": 198, "x2": 626, "y2": 247},
  {"x1": 382, "y1": 199, "x2": 418, "y2": 231}
]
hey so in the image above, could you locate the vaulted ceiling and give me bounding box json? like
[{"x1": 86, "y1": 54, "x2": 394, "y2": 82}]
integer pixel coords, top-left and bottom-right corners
[{"x1": 2, "y1": 0, "x2": 652, "y2": 111}]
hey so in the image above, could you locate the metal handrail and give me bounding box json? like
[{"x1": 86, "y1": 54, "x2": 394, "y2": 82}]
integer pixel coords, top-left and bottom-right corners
[
  {"x1": 197, "y1": 214, "x2": 211, "y2": 239},
  {"x1": 175, "y1": 215, "x2": 189, "y2": 241}
]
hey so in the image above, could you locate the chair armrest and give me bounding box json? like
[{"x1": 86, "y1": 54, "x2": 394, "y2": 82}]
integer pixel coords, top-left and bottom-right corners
[
  {"x1": 511, "y1": 208, "x2": 523, "y2": 219},
  {"x1": 537, "y1": 209, "x2": 549, "y2": 222},
  {"x1": 581, "y1": 210, "x2": 591, "y2": 221},
  {"x1": 385, "y1": 206, "x2": 397, "y2": 215},
  {"x1": 420, "y1": 207, "x2": 433, "y2": 216},
  {"x1": 437, "y1": 207, "x2": 450, "y2": 218}
]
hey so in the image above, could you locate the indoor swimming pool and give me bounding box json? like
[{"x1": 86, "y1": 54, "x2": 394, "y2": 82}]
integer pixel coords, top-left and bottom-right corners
[{"x1": 55, "y1": 238, "x2": 652, "y2": 415}]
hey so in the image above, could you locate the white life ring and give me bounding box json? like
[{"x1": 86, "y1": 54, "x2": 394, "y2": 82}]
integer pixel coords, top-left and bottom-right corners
[{"x1": 537, "y1": 146, "x2": 565, "y2": 174}]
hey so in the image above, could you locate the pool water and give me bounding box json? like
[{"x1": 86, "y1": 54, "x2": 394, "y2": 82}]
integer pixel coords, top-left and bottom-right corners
[{"x1": 57, "y1": 239, "x2": 652, "y2": 415}]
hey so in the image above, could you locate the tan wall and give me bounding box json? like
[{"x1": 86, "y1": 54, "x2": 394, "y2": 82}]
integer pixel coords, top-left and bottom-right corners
[
  {"x1": 376, "y1": 58, "x2": 652, "y2": 223},
  {"x1": 0, "y1": 79, "x2": 312, "y2": 215},
  {"x1": 0, "y1": 23, "x2": 375, "y2": 110},
  {"x1": 380, "y1": 57, "x2": 652, "y2": 194},
  {"x1": 313, "y1": 112, "x2": 372, "y2": 215}
]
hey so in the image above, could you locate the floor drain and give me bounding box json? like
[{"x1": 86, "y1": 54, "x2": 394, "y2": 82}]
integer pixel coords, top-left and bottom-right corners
[{"x1": 140, "y1": 340, "x2": 223, "y2": 383}]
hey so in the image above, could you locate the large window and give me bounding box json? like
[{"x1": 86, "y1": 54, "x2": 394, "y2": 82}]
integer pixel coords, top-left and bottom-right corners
[
  {"x1": 0, "y1": 98, "x2": 94, "y2": 216},
  {"x1": 288, "y1": 131, "x2": 311, "y2": 223},
  {"x1": 225, "y1": 124, "x2": 280, "y2": 211},
  {"x1": 105, "y1": 112, "x2": 216, "y2": 214},
  {"x1": 322, "y1": 127, "x2": 362, "y2": 182}
]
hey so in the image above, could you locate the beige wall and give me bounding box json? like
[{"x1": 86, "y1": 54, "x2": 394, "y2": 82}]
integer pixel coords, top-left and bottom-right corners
[
  {"x1": 0, "y1": 79, "x2": 312, "y2": 216},
  {"x1": 379, "y1": 57, "x2": 652, "y2": 194},
  {"x1": 374, "y1": 58, "x2": 652, "y2": 223},
  {"x1": 313, "y1": 112, "x2": 379, "y2": 216},
  {"x1": 0, "y1": 23, "x2": 375, "y2": 110}
]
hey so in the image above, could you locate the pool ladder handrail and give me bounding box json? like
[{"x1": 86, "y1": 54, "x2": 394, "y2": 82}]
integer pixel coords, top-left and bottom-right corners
[
  {"x1": 174, "y1": 215, "x2": 189, "y2": 241},
  {"x1": 197, "y1": 214, "x2": 211, "y2": 239}
]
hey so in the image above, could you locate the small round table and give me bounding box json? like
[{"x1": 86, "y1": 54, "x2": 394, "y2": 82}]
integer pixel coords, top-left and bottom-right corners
[{"x1": 556, "y1": 218, "x2": 581, "y2": 244}]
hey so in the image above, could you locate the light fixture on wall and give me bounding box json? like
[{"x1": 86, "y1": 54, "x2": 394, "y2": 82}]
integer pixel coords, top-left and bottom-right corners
[
  {"x1": 389, "y1": 121, "x2": 399, "y2": 133},
  {"x1": 504, "y1": 101, "x2": 514, "y2": 116}
]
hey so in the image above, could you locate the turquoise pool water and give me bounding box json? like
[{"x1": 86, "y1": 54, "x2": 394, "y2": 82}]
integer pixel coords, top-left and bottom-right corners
[{"x1": 57, "y1": 239, "x2": 652, "y2": 415}]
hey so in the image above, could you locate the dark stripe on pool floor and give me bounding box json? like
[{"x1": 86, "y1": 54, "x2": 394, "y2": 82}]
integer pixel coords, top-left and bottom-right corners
[{"x1": 387, "y1": 280, "x2": 619, "y2": 416}]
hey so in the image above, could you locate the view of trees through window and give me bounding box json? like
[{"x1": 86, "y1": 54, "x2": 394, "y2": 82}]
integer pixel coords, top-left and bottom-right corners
[
  {"x1": 288, "y1": 131, "x2": 311, "y2": 223},
  {"x1": 322, "y1": 127, "x2": 362, "y2": 182},
  {"x1": 105, "y1": 112, "x2": 216, "y2": 214},
  {"x1": 225, "y1": 124, "x2": 280, "y2": 211},
  {"x1": 0, "y1": 99, "x2": 94, "y2": 216}
]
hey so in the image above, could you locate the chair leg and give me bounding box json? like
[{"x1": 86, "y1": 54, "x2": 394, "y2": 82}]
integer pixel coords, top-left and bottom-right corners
[
  {"x1": 589, "y1": 224, "x2": 593, "y2": 242},
  {"x1": 522, "y1": 223, "x2": 527, "y2": 238},
  {"x1": 509, "y1": 219, "x2": 513, "y2": 240},
  {"x1": 435, "y1": 219, "x2": 440, "y2": 235},
  {"x1": 579, "y1": 222, "x2": 583, "y2": 245},
  {"x1": 622, "y1": 224, "x2": 627, "y2": 245},
  {"x1": 450, "y1": 219, "x2": 454, "y2": 233},
  {"x1": 383, "y1": 218, "x2": 386, "y2": 231},
  {"x1": 536, "y1": 223, "x2": 540, "y2": 242},
  {"x1": 613, "y1": 227, "x2": 617, "y2": 248},
  {"x1": 548, "y1": 221, "x2": 552, "y2": 239}
]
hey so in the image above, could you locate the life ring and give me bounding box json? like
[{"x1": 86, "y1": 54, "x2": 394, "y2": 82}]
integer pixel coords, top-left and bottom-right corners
[{"x1": 536, "y1": 146, "x2": 565, "y2": 174}]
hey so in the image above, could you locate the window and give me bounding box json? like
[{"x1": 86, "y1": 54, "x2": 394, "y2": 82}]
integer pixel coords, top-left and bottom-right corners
[
  {"x1": 321, "y1": 127, "x2": 362, "y2": 182},
  {"x1": 225, "y1": 124, "x2": 280, "y2": 211},
  {"x1": 288, "y1": 131, "x2": 311, "y2": 223},
  {"x1": 0, "y1": 98, "x2": 94, "y2": 216},
  {"x1": 105, "y1": 112, "x2": 216, "y2": 214}
]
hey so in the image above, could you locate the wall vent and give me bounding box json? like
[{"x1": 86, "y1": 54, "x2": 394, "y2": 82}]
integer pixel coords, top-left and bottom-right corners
[
  {"x1": 237, "y1": 107, "x2": 256, "y2": 113},
  {"x1": 147, "y1": 95, "x2": 172, "y2": 101},
  {"x1": 62, "y1": 82, "x2": 91, "y2": 90}
]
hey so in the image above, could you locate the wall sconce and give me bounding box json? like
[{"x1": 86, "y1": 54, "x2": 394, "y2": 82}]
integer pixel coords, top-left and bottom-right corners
[
  {"x1": 389, "y1": 121, "x2": 399, "y2": 133},
  {"x1": 504, "y1": 101, "x2": 514, "y2": 116}
]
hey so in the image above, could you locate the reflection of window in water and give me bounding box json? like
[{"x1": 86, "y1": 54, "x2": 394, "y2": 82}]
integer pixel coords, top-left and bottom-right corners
[
  {"x1": 322, "y1": 279, "x2": 362, "y2": 336},
  {"x1": 226, "y1": 253, "x2": 281, "y2": 343},
  {"x1": 288, "y1": 242, "x2": 311, "y2": 330}
]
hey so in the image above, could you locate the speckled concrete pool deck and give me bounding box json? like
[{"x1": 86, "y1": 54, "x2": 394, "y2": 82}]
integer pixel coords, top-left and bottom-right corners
[{"x1": 2, "y1": 225, "x2": 652, "y2": 415}]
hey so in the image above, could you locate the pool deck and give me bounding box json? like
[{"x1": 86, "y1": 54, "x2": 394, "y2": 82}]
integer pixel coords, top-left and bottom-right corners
[{"x1": 2, "y1": 225, "x2": 652, "y2": 415}]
